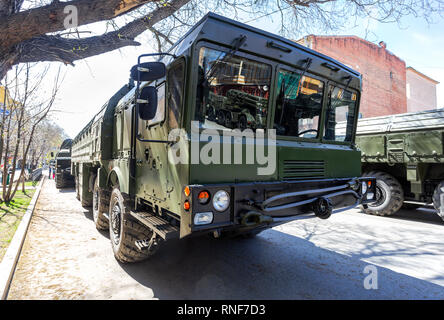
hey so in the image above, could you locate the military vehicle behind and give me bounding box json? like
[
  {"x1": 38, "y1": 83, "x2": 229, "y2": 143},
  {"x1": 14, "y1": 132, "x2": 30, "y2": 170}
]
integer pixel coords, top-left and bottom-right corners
[
  {"x1": 355, "y1": 109, "x2": 444, "y2": 220},
  {"x1": 55, "y1": 139, "x2": 74, "y2": 188},
  {"x1": 71, "y1": 13, "x2": 375, "y2": 263}
]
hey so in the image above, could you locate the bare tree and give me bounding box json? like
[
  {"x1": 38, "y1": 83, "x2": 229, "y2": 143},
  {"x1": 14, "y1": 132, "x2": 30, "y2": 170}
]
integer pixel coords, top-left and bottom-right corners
[
  {"x1": 0, "y1": 0, "x2": 443, "y2": 80},
  {"x1": 0, "y1": 63, "x2": 62, "y2": 202}
]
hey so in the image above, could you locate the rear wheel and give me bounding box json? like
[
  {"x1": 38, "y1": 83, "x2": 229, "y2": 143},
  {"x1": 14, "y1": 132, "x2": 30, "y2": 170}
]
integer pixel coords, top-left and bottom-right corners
[
  {"x1": 432, "y1": 181, "x2": 444, "y2": 220},
  {"x1": 75, "y1": 176, "x2": 80, "y2": 200},
  {"x1": 108, "y1": 187, "x2": 159, "y2": 263},
  {"x1": 362, "y1": 171, "x2": 404, "y2": 216},
  {"x1": 55, "y1": 175, "x2": 63, "y2": 189},
  {"x1": 92, "y1": 177, "x2": 109, "y2": 231}
]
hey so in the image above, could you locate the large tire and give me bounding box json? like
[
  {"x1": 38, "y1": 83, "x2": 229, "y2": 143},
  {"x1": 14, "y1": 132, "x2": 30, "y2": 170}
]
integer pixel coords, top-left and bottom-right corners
[
  {"x1": 108, "y1": 187, "x2": 159, "y2": 263},
  {"x1": 75, "y1": 176, "x2": 80, "y2": 200},
  {"x1": 432, "y1": 181, "x2": 444, "y2": 220},
  {"x1": 92, "y1": 177, "x2": 109, "y2": 231},
  {"x1": 362, "y1": 171, "x2": 404, "y2": 216},
  {"x1": 55, "y1": 176, "x2": 63, "y2": 189}
]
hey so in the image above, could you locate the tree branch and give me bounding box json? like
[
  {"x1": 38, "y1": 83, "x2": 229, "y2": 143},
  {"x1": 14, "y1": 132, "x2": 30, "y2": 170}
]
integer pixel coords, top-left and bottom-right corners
[
  {"x1": 14, "y1": 0, "x2": 191, "y2": 66},
  {"x1": 0, "y1": 0, "x2": 159, "y2": 55}
]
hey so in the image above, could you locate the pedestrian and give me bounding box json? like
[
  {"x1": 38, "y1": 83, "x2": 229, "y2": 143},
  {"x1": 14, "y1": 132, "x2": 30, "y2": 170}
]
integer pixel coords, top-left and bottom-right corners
[{"x1": 48, "y1": 165, "x2": 52, "y2": 179}]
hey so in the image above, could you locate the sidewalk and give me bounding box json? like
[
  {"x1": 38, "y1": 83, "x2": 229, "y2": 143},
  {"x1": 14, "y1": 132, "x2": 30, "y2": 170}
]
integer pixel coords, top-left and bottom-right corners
[{"x1": 5, "y1": 178, "x2": 154, "y2": 299}]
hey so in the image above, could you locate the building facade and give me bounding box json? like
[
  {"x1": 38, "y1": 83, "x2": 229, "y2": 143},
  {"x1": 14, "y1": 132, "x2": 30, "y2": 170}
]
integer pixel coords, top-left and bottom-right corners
[
  {"x1": 297, "y1": 35, "x2": 438, "y2": 118},
  {"x1": 406, "y1": 67, "x2": 439, "y2": 112}
]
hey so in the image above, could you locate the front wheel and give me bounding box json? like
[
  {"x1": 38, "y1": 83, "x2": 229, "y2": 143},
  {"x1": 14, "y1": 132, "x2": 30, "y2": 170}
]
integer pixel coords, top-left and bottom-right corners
[
  {"x1": 108, "y1": 187, "x2": 159, "y2": 263},
  {"x1": 361, "y1": 171, "x2": 404, "y2": 216},
  {"x1": 432, "y1": 181, "x2": 444, "y2": 220},
  {"x1": 92, "y1": 177, "x2": 109, "y2": 231}
]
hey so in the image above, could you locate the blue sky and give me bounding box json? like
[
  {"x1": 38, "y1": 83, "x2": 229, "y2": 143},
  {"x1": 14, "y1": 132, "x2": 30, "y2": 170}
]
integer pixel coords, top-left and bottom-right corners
[{"x1": 46, "y1": 9, "x2": 444, "y2": 138}]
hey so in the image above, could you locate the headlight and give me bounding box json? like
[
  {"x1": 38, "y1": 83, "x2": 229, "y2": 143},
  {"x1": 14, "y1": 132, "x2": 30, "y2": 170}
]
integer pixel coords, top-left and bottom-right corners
[
  {"x1": 361, "y1": 181, "x2": 368, "y2": 194},
  {"x1": 366, "y1": 192, "x2": 375, "y2": 200},
  {"x1": 212, "y1": 190, "x2": 230, "y2": 212},
  {"x1": 194, "y1": 212, "x2": 213, "y2": 225}
]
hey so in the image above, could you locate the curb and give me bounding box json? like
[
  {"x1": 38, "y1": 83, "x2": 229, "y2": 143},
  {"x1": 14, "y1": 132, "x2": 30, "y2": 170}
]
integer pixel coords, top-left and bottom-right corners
[{"x1": 0, "y1": 176, "x2": 46, "y2": 300}]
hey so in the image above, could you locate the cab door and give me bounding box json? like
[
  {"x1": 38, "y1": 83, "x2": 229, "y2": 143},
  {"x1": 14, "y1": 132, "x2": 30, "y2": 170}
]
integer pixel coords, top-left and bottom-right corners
[{"x1": 135, "y1": 58, "x2": 187, "y2": 213}]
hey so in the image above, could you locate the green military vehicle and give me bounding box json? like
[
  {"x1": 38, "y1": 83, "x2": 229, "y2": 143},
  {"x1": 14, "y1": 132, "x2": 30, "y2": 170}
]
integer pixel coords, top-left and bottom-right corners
[
  {"x1": 71, "y1": 13, "x2": 375, "y2": 263},
  {"x1": 355, "y1": 109, "x2": 444, "y2": 220},
  {"x1": 55, "y1": 139, "x2": 75, "y2": 189}
]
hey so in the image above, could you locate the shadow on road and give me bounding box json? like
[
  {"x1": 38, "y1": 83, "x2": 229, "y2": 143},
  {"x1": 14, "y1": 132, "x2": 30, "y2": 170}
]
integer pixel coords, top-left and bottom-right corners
[
  {"x1": 389, "y1": 207, "x2": 443, "y2": 226},
  {"x1": 56, "y1": 187, "x2": 76, "y2": 194},
  {"x1": 118, "y1": 230, "x2": 444, "y2": 299}
]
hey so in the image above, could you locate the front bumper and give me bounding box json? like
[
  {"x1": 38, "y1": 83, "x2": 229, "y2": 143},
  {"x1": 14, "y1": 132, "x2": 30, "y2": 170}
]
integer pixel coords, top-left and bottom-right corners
[{"x1": 184, "y1": 177, "x2": 376, "y2": 235}]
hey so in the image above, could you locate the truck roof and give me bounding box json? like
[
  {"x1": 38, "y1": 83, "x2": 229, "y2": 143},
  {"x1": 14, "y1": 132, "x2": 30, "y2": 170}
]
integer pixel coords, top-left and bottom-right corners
[
  {"x1": 163, "y1": 12, "x2": 361, "y2": 89},
  {"x1": 169, "y1": 12, "x2": 361, "y2": 79},
  {"x1": 355, "y1": 109, "x2": 444, "y2": 135}
]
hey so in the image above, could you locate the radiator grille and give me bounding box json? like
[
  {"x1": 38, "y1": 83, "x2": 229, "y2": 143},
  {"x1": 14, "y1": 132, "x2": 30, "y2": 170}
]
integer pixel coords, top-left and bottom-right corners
[{"x1": 282, "y1": 160, "x2": 325, "y2": 181}]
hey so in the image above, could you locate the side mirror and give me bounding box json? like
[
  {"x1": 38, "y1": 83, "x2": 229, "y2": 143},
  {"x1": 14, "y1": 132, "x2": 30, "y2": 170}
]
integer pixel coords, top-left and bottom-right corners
[
  {"x1": 138, "y1": 86, "x2": 158, "y2": 121},
  {"x1": 130, "y1": 62, "x2": 166, "y2": 82}
]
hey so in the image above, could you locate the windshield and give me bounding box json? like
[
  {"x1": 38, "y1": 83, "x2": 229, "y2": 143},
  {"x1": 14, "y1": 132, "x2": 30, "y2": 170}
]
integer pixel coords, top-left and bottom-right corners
[
  {"x1": 194, "y1": 47, "x2": 272, "y2": 131},
  {"x1": 273, "y1": 70, "x2": 323, "y2": 138},
  {"x1": 324, "y1": 85, "x2": 358, "y2": 142}
]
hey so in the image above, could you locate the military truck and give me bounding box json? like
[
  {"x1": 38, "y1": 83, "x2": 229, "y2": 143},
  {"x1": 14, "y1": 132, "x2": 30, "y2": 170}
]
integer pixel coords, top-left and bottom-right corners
[
  {"x1": 55, "y1": 139, "x2": 75, "y2": 188},
  {"x1": 71, "y1": 13, "x2": 375, "y2": 263},
  {"x1": 355, "y1": 109, "x2": 444, "y2": 220}
]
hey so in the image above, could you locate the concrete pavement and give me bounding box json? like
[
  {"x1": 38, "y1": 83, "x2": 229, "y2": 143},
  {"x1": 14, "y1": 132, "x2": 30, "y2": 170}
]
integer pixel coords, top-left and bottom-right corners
[{"x1": 6, "y1": 178, "x2": 444, "y2": 299}]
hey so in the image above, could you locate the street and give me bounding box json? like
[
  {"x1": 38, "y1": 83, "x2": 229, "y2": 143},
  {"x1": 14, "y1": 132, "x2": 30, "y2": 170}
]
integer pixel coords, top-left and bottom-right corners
[{"x1": 6, "y1": 178, "x2": 444, "y2": 299}]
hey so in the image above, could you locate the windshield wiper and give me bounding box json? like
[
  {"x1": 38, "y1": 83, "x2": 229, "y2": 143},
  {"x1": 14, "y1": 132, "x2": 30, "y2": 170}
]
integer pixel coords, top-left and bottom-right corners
[
  {"x1": 204, "y1": 35, "x2": 247, "y2": 82},
  {"x1": 284, "y1": 58, "x2": 312, "y2": 98}
]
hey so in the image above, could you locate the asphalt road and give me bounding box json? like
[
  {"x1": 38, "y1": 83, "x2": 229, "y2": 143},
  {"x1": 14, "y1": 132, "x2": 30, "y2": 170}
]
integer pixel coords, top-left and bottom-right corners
[{"x1": 6, "y1": 178, "x2": 444, "y2": 299}]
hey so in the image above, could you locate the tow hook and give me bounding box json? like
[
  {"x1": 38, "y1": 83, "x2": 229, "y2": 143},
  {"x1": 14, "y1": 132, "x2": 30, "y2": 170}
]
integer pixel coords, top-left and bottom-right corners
[
  {"x1": 241, "y1": 211, "x2": 273, "y2": 227},
  {"x1": 312, "y1": 197, "x2": 332, "y2": 219}
]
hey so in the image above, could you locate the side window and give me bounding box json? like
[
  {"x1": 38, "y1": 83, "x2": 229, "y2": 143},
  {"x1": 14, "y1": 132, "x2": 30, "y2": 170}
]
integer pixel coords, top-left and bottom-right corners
[
  {"x1": 274, "y1": 70, "x2": 323, "y2": 138},
  {"x1": 167, "y1": 61, "x2": 185, "y2": 129},
  {"x1": 147, "y1": 83, "x2": 165, "y2": 127},
  {"x1": 324, "y1": 85, "x2": 357, "y2": 142}
]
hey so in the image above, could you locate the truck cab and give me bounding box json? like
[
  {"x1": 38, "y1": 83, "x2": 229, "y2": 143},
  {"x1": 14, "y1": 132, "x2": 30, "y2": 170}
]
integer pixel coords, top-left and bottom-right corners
[{"x1": 71, "y1": 13, "x2": 375, "y2": 263}]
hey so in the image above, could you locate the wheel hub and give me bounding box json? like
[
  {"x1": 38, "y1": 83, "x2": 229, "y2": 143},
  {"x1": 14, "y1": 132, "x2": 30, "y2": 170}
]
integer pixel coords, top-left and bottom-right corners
[
  {"x1": 93, "y1": 190, "x2": 99, "y2": 212},
  {"x1": 111, "y1": 203, "x2": 121, "y2": 244},
  {"x1": 370, "y1": 184, "x2": 386, "y2": 207}
]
